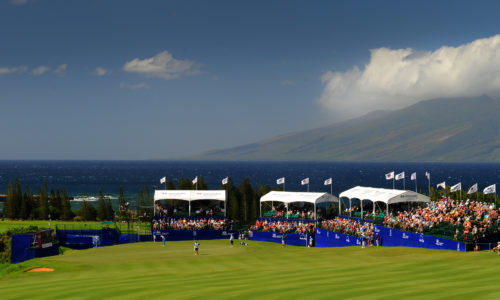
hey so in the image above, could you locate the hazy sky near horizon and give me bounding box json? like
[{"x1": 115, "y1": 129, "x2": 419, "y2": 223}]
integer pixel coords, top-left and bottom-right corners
[{"x1": 2, "y1": 0, "x2": 500, "y2": 159}]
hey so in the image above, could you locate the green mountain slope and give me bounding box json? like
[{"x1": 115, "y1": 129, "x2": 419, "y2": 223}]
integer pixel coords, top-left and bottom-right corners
[{"x1": 192, "y1": 95, "x2": 500, "y2": 162}]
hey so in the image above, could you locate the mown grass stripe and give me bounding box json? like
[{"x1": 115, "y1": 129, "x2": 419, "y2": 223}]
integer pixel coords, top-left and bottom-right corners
[{"x1": 1, "y1": 240, "x2": 500, "y2": 299}]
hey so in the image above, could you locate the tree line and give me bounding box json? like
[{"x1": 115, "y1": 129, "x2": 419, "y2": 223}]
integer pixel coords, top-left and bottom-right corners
[
  {"x1": 3, "y1": 179, "x2": 73, "y2": 220},
  {"x1": 2, "y1": 176, "x2": 279, "y2": 225},
  {"x1": 428, "y1": 185, "x2": 497, "y2": 204}
]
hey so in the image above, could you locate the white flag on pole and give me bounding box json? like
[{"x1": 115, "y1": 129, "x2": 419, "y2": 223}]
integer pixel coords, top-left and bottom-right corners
[
  {"x1": 277, "y1": 177, "x2": 285, "y2": 185},
  {"x1": 467, "y1": 183, "x2": 478, "y2": 194},
  {"x1": 324, "y1": 178, "x2": 332, "y2": 185},
  {"x1": 395, "y1": 172, "x2": 405, "y2": 180},
  {"x1": 483, "y1": 184, "x2": 496, "y2": 195},
  {"x1": 411, "y1": 172, "x2": 416, "y2": 181},
  {"x1": 160, "y1": 177, "x2": 166, "y2": 184},
  {"x1": 221, "y1": 177, "x2": 228, "y2": 185},
  {"x1": 436, "y1": 181, "x2": 446, "y2": 189},
  {"x1": 301, "y1": 178, "x2": 309, "y2": 185},
  {"x1": 450, "y1": 182, "x2": 462, "y2": 192},
  {"x1": 425, "y1": 172, "x2": 430, "y2": 180},
  {"x1": 192, "y1": 176, "x2": 198, "y2": 184},
  {"x1": 385, "y1": 171, "x2": 395, "y2": 180}
]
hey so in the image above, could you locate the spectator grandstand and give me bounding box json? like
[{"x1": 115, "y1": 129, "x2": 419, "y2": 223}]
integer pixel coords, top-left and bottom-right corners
[
  {"x1": 252, "y1": 197, "x2": 500, "y2": 244},
  {"x1": 383, "y1": 197, "x2": 499, "y2": 242},
  {"x1": 152, "y1": 216, "x2": 227, "y2": 231},
  {"x1": 250, "y1": 218, "x2": 315, "y2": 234}
]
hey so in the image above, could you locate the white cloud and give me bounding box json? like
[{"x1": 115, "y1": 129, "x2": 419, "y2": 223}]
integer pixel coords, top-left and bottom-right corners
[
  {"x1": 0, "y1": 66, "x2": 27, "y2": 75},
  {"x1": 54, "y1": 64, "x2": 67, "y2": 74},
  {"x1": 120, "y1": 82, "x2": 148, "y2": 90},
  {"x1": 94, "y1": 67, "x2": 111, "y2": 76},
  {"x1": 31, "y1": 65, "x2": 49, "y2": 76},
  {"x1": 123, "y1": 50, "x2": 201, "y2": 80},
  {"x1": 319, "y1": 35, "x2": 500, "y2": 120},
  {"x1": 11, "y1": 0, "x2": 29, "y2": 5},
  {"x1": 281, "y1": 80, "x2": 294, "y2": 86}
]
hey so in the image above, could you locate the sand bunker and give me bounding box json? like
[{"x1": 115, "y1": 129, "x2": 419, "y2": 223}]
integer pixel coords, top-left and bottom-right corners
[{"x1": 25, "y1": 267, "x2": 54, "y2": 272}]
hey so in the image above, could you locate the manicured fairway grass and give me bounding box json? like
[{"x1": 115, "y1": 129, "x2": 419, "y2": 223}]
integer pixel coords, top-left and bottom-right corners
[{"x1": 2, "y1": 240, "x2": 500, "y2": 299}]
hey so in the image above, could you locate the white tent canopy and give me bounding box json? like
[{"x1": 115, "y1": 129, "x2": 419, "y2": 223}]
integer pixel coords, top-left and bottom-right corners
[
  {"x1": 154, "y1": 190, "x2": 225, "y2": 202},
  {"x1": 154, "y1": 190, "x2": 226, "y2": 216},
  {"x1": 259, "y1": 191, "x2": 339, "y2": 219},
  {"x1": 339, "y1": 186, "x2": 430, "y2": 216},
  {"x1": 260, "y1": 191, "x2": 338, "y2": 205}
]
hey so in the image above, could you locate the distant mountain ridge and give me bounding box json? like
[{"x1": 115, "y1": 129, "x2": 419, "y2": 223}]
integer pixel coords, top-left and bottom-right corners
[{"x1": 190, "y1": 95, "x2": 500, "y2": 162}]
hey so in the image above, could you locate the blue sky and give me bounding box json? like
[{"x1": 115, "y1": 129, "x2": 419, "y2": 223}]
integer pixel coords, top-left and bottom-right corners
[{"x1": 2, "y1": 0, "x2": 500, "y2": 159}]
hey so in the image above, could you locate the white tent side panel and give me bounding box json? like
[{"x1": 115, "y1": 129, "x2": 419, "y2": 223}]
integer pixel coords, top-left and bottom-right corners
[
  {"x1": 154, "y1": 190, "x2": 226, "y2": 202},
  {"x1": 259, "y1": 191, "x2": 339, "y2": 204},
  {"x1": 339, "y1": 186, "x2": 430, "y2": 205}
]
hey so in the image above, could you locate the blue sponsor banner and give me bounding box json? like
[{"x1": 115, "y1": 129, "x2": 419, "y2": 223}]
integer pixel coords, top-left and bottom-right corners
[
  {"x1": 315, "y1": 227, "x2": 466, "y2": 251},
  {"x1": 373, "y1": 226, "x2": 466, "y2": 252},
  {"x1": 11, "y1": 234, "x2": 59, "y2": 264},
  {"x1": 315, "y1": 228, "x2": 362, "y2": 248},
  {"x1": 57, "y1": 229, "x2": 119, "y2": 249},
  {"x1": 251, "y1": 231, "x2": 309, "y2": 247},
  {"x1": 11, "y1": 234, "x2": 35, "y2": 264},
  {"x1": 155, "y1": 229, "x2": 238, "y2": 242}
]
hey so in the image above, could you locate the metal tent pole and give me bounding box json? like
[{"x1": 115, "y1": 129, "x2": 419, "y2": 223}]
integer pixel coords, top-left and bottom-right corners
[
  {"x1": 428, "y1": 175, "x2": 430, "y2": 196},
  {"x1": 360, "y1": 200, "x2": 363, "y2": 219},
  {"x1": 339, "y1": 198, "x2": 341, "y2": 216}
]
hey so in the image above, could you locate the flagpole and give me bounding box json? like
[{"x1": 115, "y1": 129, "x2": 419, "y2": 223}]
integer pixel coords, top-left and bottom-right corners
[
  {"x1": 415, "y1": 176, "x2": 417, "y2": 193},
  {"x1": 307, "y1": 182, "x2": 309, "y2": 192},
  {"x1": 284, "y1": 178, "x2": 285, "y2": 192},
  {"x1": 393, "y1": 177, "x2": 395, "y2": 190},
  {"x1": 428, "y1": 174, "x2": 430, "y2": 197}
]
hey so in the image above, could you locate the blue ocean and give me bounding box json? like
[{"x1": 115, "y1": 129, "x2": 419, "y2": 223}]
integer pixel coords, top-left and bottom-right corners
[{"x1": 1, "y1": 160, "x2": 499, "y2": 198}]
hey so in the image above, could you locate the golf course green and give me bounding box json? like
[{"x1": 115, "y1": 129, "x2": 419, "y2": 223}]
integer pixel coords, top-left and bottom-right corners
[{"x1": 1, "y1": 239, "x2": 500, "y2": 299}]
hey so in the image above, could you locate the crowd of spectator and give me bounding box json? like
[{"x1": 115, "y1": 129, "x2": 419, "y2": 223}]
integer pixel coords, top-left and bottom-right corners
[
  {"x1": 320, "y1": 217, "x2": 374, "y2": 240},
  {"x1": 152, "y1": 216, "x2": 227, "y2": 231},
  {"x1": 264, "y1": 208, "x2": 316, "y2": 219},
  {"x1": 155, "y1": 197, "x2": 500, "y2": 243},
  {"x1": 250, "y1": 219, "x2": 315, "y2": 234},
  {"x1": 155, "y1": 203, "x2": 219, "y2": 217},
  {"x1": 383, "y1": 198, "x2": 500, "y2": 242}
]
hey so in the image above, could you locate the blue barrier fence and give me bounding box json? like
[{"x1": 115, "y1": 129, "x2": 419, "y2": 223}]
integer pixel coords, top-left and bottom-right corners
[
  {"x1": 11, "y1": 234, "x2": 59, "y2": 264},
  {"x1": 155, "y1": 229, "x2": 238, "y2": 241},
  {"x1": 373, "y1": 225, "x2": 467, "y2": 252},
  {"x1": 315, "y1": 226, "x2": 466, "y2": 252},
  {"x1": 57, "y1": 229, "x2": 119, "y2": 249},
  {"x1": 315, "y1": 228, "x2": 363, "y2": 247},
  {"x1": 251, "y1": 231, "x2": 309, "y2": 247}
]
